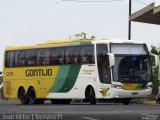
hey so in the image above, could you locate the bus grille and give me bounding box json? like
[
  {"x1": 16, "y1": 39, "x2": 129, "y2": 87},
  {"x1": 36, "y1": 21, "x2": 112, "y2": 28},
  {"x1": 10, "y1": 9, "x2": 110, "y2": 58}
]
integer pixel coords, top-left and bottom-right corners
[{"x1": 5, "y1": 81, "x2": 11, "y2": 95}]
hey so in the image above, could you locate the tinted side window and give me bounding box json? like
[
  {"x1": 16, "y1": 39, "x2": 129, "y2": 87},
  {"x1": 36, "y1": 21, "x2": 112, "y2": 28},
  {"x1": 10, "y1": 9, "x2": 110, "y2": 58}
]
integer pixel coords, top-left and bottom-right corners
[
  {"x1": 50, "y1": 48, "x2": 65, "y2": 65},
  {"x1": 80, "y1": 45, "x2": 95, "y2": 64},
  {"x1": 5, "y1": 51, "x2": 15, "y2": 67},
  {"x1": 26, "y1": 49, "x2": 37, "y2": 66},
  {"x1": 37, "y1": 49, "x2": 50, "y2": 65},
  {"x1": 5, "y1": 52, "x2": 8, "y2": 67},
  {"x1": 16, "y1": 50, "x2": 26, "y2": 66},
  {"x1": 66, "y1": 46, "x2": 80, "y2": 64}
]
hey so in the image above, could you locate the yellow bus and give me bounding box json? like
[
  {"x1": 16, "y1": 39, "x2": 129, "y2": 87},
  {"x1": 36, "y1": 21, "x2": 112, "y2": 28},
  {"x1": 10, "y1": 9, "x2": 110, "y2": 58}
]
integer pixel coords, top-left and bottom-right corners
[{"x1": 3, "y1": 38, "x2": 154, "y2": 105}]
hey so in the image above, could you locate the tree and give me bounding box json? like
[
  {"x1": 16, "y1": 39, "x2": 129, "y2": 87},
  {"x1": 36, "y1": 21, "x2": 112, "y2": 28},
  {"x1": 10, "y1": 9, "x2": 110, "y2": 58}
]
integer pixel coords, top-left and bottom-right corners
[
  {"x1": 150, "y1": 45, "x2": 159, "y2": 96},
  {"x1": 151, "y1": 45, "x2": 159, "y2": 55},
  {"x1": 73, "y1": 32, "x2": 95, "y2": 39},
  {"x1": 91, "y1": 36, "x2": 95, "y2": 39}
]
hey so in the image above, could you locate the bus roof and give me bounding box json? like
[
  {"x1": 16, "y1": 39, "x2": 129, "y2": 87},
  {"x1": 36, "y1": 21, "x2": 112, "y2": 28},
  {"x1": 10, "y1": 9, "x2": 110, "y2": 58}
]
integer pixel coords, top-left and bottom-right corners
[
  {"x1": 95, "y1": 39, "x2": 145, "y2": 44},
  {"x1": 38, "y1": 38, "x2": 95, "y2": 45},
  {"x1": 5, "y1": 38, "x2": 145, "y2": 51}
]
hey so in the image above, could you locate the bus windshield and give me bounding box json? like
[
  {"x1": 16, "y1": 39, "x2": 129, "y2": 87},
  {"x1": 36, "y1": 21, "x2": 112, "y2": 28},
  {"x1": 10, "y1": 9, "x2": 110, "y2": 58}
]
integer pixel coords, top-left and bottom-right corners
[{"x1": 111, "y1": 44, "x2": 151, "y2": 83}]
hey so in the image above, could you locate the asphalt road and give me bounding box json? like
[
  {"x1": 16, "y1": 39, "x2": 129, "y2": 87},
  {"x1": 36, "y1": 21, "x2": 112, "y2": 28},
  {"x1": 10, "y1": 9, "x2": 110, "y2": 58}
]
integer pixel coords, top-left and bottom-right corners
[{"x1": 0, "y1": 100, "x2": 160, "y2": 120}]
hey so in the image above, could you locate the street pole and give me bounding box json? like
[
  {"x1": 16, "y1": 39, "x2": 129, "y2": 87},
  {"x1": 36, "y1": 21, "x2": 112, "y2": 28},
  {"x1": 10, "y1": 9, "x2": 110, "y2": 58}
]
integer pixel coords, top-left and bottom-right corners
[{"x1": 128, "y1": 0, "x2": 132, "y2": 40}]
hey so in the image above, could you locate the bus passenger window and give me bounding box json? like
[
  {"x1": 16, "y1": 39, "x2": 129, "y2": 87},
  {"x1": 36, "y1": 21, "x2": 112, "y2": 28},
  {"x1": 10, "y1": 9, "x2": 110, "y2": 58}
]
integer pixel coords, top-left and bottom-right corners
[
  {"x1": 37, "y1": 49, "x2": 50, "y2": 65},
  {"x1": 50, "y1": 49, "x2": 55, "y2": 65},
  {"x1": 58, "y1": 51, "x2": 64, "y2": 64},
  {"x1": 50, "y1": 48, "x2": 65, "y2": 65},
  {"x1": 44, "y1": 50, "x2": 50, "y2": 65},
  {"x1": 16, "y1": 50, "x2": 26, "y2": 66},
  {"x1": 74, "y1": 47, "x2": 80, "y2": 64},
  {"x1": 80, "y1": 45, "x2": 94, "y2": 64},
  {"x1": 65, "y1": 46, "x2": 80, "y2": 64},
  {"x1": 65, "y1": 49, "x2": 70, "y2": 64},
  {"x1": 26, "y1": 49, "x2": 37, "y2": 66},
  {"x1": 5, "y1": 51, "x2": 15, "y2": 67}
]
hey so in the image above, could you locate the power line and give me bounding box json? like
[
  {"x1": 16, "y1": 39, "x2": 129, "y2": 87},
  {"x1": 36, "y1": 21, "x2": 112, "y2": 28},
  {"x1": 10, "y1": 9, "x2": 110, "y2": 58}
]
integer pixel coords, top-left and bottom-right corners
[
  {"x1": 62, "y1": 0, "x2": 148, "y2": 5},
  {"x1": 61, "y1": 0, "x2": 124, "y2": 2}
]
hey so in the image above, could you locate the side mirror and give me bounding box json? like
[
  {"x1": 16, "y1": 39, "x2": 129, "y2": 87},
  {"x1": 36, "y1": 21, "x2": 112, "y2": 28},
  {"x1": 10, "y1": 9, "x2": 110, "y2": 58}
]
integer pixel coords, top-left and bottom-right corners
[
  {"x1": 150, "y1": 54, "x2": 159, "y2": 68},
  {"x1": 0, "y1": 71, "x2": 2, "y2": 75},
  {"x1": 107, "y1": 53, "x2": 115, "y2": 67}
]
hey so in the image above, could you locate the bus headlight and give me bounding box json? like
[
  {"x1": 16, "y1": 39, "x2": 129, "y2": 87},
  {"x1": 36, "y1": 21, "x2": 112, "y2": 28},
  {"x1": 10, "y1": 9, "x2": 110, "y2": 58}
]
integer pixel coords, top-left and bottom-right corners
[
  {"x1": 112, "y1": 84, "x2": 122, "y2": 89},
  {"x1": 146, "y1": 85, "x2": 152, "y2": 89}
]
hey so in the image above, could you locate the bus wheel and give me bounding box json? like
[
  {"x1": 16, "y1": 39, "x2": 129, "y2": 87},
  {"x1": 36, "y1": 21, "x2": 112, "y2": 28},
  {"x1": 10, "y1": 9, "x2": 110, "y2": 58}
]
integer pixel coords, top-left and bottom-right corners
[
  {"x1": 122, "y1": 99, "x2": 130, "y2": 105},
  {"x1": 28, "y1": 87, "x2": 37, "y2": 104},
  {"x1": 19, "y1": 88, "x2": 29, "y2": 105},
  {"x1": 89, "y1": 87, "x2": 96, "y2": 105}
]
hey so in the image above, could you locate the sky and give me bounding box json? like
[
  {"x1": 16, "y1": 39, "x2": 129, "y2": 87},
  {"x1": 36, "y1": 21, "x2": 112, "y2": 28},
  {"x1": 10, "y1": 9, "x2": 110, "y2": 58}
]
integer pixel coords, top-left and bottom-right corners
[{"x1": 0, "y1": 0, "x2": 160, "y2": 71}]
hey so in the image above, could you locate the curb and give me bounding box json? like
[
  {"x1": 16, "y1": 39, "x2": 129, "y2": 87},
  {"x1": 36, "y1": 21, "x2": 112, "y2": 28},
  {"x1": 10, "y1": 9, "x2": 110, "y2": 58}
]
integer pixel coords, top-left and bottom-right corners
[{"x1": 143, "y1": 101, "x2": 156, "y2": 105}]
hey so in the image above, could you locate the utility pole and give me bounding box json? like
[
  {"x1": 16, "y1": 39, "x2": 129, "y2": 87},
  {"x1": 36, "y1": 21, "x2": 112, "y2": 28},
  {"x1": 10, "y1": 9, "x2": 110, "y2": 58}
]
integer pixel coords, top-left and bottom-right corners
[{"x1": 128, "y1": 0, "x2": 132, "y2": 40}]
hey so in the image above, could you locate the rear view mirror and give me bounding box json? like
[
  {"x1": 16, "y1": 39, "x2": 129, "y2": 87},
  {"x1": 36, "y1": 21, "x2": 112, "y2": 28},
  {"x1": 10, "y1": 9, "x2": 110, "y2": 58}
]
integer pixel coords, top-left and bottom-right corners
[{"x1": 107, "y1": 53, "x2": 115, "y2": 67}]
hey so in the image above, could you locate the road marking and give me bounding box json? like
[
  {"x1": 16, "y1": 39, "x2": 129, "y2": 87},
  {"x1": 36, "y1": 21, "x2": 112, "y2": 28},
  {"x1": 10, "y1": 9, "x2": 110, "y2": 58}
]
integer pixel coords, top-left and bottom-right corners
[{"x1": 81, "y1": 117, "x2": 98, "y2": 120}]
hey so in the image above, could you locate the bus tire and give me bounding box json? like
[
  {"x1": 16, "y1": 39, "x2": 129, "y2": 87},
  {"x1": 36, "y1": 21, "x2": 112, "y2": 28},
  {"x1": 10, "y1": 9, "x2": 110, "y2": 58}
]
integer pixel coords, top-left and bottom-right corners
[
  {"x1": 28, "y1": 87, "x2": 37, "y2": 104},
  {"x1": 122, "y1": 99, "x2": 130, "y2": 105},
  {"x1": 89, "y1": 87, "x2": 96, "y2": 105},
  {"x1": 0, "y1": 86, "x2": 4, "y2": 100},
  {"x1": 19, "y1": 88, "x2": 29, "y2": 105}
]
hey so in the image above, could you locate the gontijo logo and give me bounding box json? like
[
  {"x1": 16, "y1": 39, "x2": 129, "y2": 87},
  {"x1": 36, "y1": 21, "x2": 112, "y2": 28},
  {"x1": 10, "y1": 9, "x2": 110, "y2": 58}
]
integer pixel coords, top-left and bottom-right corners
[
  {"x1": 25, "y1": 69, "x2": 52, "y2": 77},
  {"x1": 83, "y1": 69, "x2": 94, "y2": 75}
]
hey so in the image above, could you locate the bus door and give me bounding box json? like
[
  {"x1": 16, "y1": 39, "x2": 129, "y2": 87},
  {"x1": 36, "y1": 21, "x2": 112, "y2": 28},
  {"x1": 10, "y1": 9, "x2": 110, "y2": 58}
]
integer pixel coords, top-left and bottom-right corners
[{"x1": 96, "y1": 44, "x2": 111, "y2": 95}]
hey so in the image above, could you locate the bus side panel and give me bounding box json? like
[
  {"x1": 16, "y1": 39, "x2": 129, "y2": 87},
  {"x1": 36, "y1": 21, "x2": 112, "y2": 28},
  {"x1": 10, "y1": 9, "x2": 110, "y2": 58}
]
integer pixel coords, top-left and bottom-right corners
[
  {"x1": 3, "y1": 66, "x2": 60, "y2": 99},
  {"x1": 46, "y1": 65, "x2": 97, "y2": 99}
]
